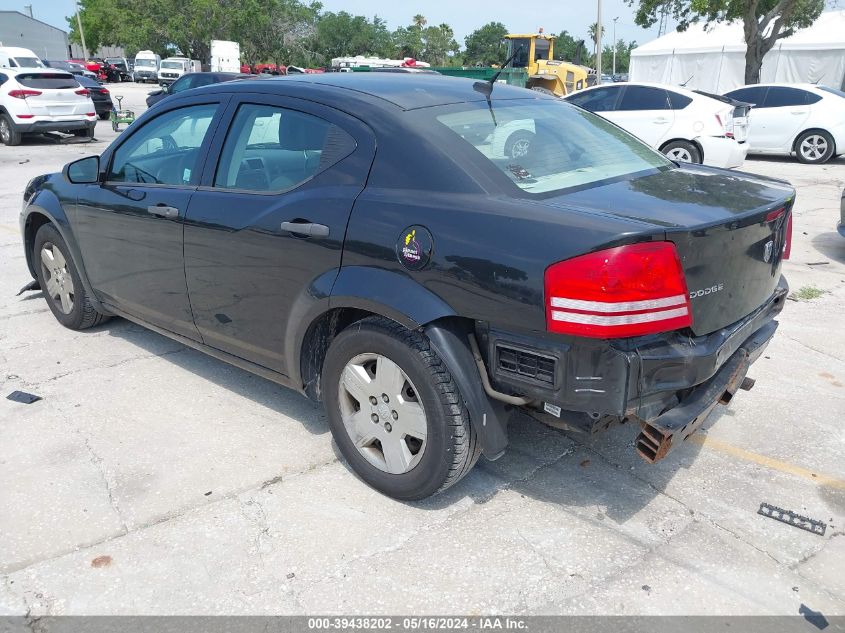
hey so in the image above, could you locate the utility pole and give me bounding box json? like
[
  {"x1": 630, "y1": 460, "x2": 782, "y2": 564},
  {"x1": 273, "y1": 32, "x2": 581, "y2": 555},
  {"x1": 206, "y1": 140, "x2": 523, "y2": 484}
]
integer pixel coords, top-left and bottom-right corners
[
  {"x1": 76, "y1": 2, "x2": 89, "y2": 60},
  {"x1": 596, "y1": 0, "x2": 602, "y2": 83},
  {"x1": 612, "y1": 16, "x2": 618, "y2": 75}
]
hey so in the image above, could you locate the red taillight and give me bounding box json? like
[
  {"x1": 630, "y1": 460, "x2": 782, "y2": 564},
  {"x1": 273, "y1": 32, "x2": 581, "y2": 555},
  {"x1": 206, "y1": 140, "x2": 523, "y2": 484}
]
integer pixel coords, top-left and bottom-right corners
[
  {"x1": 16, "y1": 114, "x2": 34, "y2": 119},
  {"x1": 75, "y1": 88, "x2": 90, "y2": 97},
  {"x1": 545, "y1": 242, "x2": 693, "y2": 339},
  {"x1": 85, "y1": 112, "x2": 96, "y2": 116},
  {"x1": 100, "y1": 88, "x2": 109, "y2": 94},
  {"x1": 8, "y1": 89, "x2": 42, "y2": 99},
  {"x1": 783, "y1": 214, "x2": 793, "y2": 260},
  {"x1": 765, "y1": 208, "x2": 785, "y2": 222}
]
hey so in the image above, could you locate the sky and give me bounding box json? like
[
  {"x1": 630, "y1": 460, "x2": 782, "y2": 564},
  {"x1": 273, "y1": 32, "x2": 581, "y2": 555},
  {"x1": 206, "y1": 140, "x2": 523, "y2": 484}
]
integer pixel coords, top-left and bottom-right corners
[{"x1": 1, "y1": 0, "x2": 669, "y2": 50}]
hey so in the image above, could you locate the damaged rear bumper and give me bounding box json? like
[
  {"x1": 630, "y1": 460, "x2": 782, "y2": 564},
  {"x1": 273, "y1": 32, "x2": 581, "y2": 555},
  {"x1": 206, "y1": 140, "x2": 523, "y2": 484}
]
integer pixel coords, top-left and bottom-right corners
[{"x1": 635, "y1": 319, "x2": 775, "y2": 462}]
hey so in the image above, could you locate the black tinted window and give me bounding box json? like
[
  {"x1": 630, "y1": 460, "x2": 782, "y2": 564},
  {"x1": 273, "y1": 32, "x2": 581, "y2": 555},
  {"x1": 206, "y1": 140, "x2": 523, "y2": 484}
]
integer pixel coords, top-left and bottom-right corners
[
  {"x1": 169, "y1": 75, "x2": 194, "y2": 93},
  {"x1": 618, "y1": 86, "x2": 670, "y2": 111},
  {"x1": 566, "y1": 86, "x2": 621, "y2": 112},
  {"x1": 724, "y1": 87, "x2": 767, "y2": 105},
  {"x1": 109, "y1": 104, "x2": 218, "y2": 185},
  {"x1": 15, "y1": 73, "x2": 78, "y2": 89},
  {"x1": 0, "y1": 73, "x2": 7, "y2": 85},
  {"x1": 763, "y1": 87, "x2": 819, "y2": 107},
  {"x1": 667, "y1": 90, "x2": 693, "y2": 109},
  {"x1": 214, "y1": 104, "x2": 355, "y2": 192}
]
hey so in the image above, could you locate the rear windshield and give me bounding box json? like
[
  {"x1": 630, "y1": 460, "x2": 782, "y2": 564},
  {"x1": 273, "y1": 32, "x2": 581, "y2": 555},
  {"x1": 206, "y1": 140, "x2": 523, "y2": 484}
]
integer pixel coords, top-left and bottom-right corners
[
  {"x1": 435, "y1": 99, "x2": 671, "y2": 195},
  {"x1": 15, "y1": 73, "x2": 78, "y2": 89}
]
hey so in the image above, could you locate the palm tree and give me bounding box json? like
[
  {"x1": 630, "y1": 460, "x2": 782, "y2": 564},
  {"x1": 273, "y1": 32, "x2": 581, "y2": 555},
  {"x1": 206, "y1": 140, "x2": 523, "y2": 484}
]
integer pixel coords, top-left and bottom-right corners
[
  {"x1": 412, "y1": 14, "x2": 427, "y2": 30},
  {"x1": 588, "y1": 23, "x2": 605, "y2": 46}
]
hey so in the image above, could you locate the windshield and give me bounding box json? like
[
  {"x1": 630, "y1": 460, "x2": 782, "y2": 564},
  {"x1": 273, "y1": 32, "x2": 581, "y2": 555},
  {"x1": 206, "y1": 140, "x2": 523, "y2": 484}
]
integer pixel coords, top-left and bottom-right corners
[
  {"x1": 434, "y1": 100, "x2": 671, "y2": 195},
  {"x1": 135, "y1": 59, "x2": 156, "y2": 67},
  {"x1": 534, "y1": 38, "x2": 550, "y2": 61},
  {"x1": 13, "y1": 57, "x2": 44, "y2": 68},
  {"x1": 819, "y1": 86, "x2": 845, "y2": 99},
  {"x1": 161, "y1": 61, "x2": 184, "y2": 69}
]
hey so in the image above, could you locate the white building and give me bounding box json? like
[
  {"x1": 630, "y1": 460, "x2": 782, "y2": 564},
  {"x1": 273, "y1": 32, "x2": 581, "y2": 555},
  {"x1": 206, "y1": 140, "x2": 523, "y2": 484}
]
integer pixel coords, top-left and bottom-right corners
[{"x1": 630, "y1": 10, "x2": 845, "y2": 92}]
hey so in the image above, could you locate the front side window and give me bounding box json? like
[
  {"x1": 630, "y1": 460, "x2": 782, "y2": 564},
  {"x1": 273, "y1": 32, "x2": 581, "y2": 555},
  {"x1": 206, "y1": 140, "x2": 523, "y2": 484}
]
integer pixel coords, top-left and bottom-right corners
[
  {"x1": 724, "y1": 86, "x2": 767, "y2": 106},
  {"x1": 618, "y1": 86, "x2": 670, "y2": 111},
  {"x1": 762, "y1": 87, "x2": 819, "y2": 107},
  {"x1": 435, "y1": 100, "x2": 671, "y2": 195},
  {"x1": 109, "y1": 104, "x2": 217, "y2": 185},
  {"x1": 213, "y1": 103, "x2": 355, "y2": 192}
]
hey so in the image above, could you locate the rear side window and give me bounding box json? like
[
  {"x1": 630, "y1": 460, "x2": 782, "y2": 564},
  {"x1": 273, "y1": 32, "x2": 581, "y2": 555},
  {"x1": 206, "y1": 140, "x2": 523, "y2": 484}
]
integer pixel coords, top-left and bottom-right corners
[
  {"x1": 762, "y1": 87, "x2": 820, "y2": 107},
  {"x1": 667, "y1": 90, "x2": 693, "y2": 109},
  {"x1": 213, "y1": 103, "x2": 356, "y2": 192},
  {"x1": 618, "y1": 86, "x2": 670, "y2": 111},
  {"x1": 724, "y1": 86, "x2": 767, "y2": 105},
  {"x1": 15, "y1": 73, "x2": 78, "y2": 89},
  {"x1": 566, "y1": 86, "x2": 621, "y2": 112},
  {"x1": 109, "y1": 104, "x2": 218, "y2": 185},
  {"x1": 0, "y1": 73, "x2": 7, "y2": 86}
]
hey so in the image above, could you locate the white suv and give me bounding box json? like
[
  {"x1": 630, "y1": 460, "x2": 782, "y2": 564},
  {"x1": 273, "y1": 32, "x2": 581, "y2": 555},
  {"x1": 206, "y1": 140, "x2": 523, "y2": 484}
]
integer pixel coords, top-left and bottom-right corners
[
  {"x1": 564, "y1": 82, "x2": 749, "y2": 169},
  {"x1": 0, "y1": 68, "x2": 97, "y2": 146}
]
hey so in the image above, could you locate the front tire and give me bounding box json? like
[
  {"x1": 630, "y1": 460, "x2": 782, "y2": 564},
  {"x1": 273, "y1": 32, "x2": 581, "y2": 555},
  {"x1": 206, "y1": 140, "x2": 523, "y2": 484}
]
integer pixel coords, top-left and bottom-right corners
[
  {"x1": 0, "y1": 113, "x2": 22, "y2": 146},
  {"x1": 662, "y1": 140, "x2": 701, "y2": 164},
  {"x1": 323, "y1": 317, "x2": 481, "y2": 500},
  {"x1": 33, "y1": 224, "x2": 108, "y2": 330},
  {"x1": 795, "y1": 130, "x2": 834, "y2": 164}
]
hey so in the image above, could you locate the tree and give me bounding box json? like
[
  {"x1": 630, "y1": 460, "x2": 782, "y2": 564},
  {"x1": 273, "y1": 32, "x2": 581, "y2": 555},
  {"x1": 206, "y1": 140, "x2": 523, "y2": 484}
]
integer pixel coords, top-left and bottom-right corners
[
  {"x1": 463, "y1": 21, "x2": 508, "y2": 66},
  {"x1": 600, "y1": 39, "x2": 637, "y2": 72},
  {"x1": 629, "y1": 0, "x2": 825, "y2": 83},
  {"x1": 554, "y1": 30, "x2": 585, "y2": 63},
  {"x1": 422, "y1": 23, "x2": 460, "y2": 65},
  {"x1": 316, "y1": 11, "x2": 389, "y2": 61}
]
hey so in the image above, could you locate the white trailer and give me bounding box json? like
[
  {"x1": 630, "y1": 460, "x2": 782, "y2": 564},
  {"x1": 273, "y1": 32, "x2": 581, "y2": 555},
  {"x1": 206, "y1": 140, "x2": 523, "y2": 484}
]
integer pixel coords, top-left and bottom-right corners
[{"x1": 210, "y1": 40, "x2": 240, "y2": 73}]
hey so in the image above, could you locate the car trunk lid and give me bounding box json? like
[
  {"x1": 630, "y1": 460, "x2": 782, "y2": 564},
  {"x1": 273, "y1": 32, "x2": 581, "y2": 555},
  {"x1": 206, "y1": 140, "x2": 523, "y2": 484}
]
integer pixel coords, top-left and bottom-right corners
[
  {"x1": 14, "y1": 72, "x2": 91, "y2": 116},
  {"x1": 544, "y1": 165, "x2": 794, "y2": 336}
]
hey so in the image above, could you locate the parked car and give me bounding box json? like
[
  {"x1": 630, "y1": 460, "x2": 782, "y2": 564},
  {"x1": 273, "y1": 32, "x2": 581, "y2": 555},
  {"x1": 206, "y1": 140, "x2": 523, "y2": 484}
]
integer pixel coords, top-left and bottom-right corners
[
  {"x1": 723, "y1": 83, "x2": 845, "y2": 164},
  {"x1": 564, "y1": 82, "x2": 748, "y2": 168},
  {"x1": 146, "y1": 71, "x2": 252, "y2": 108},
  {"x1": 19, "y1": 74, "x2": 792, "y2": 500},
  {"x1": 839, "y1": 188, "x2": 845, "y2": 238},
  {"x1": 43, "y1": 60, "x2": 98, "y2": 80},
  {"x1": 0, "y1": 46, "x2": 44, "y2": 69},
  {"x1": 104, "y1": 57, "x2": 133, "y2": 82},
  {"x1": 0, "y1": 68, "x2": 96, "y2": 145},
  {"x1": 75, "y1": 75, "x2": 113, "y2": 119}
]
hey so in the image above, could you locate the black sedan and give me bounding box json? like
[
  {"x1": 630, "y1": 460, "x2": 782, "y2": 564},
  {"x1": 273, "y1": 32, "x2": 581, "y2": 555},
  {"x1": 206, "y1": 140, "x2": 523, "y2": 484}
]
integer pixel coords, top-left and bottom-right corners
[
  {"x1": 19, "y1": 74, "x2": 793, "y2": 500},
  {"x1": 145, "y1": 71, "x2": 252, "y2": 108},
  {"x1": 74, "y1": 75, "x2": 113, "y2": 119}
]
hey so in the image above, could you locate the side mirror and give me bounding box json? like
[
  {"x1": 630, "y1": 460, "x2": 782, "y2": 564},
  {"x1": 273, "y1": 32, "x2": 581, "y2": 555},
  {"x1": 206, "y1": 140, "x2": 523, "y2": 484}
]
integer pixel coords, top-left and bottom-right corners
[{"x1": 66, "y1": 156, "x2": 100, "y2": 184}]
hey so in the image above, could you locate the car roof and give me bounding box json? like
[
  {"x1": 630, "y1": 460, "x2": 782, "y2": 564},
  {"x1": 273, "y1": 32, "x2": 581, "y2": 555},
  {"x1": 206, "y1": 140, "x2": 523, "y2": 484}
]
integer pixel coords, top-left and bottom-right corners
[
  {"x1": 200, "y1": 73, "x2": 542, "y2": 110},
  {"x1": 727, "y1": 83, "x2": 826, "y2": 91}
]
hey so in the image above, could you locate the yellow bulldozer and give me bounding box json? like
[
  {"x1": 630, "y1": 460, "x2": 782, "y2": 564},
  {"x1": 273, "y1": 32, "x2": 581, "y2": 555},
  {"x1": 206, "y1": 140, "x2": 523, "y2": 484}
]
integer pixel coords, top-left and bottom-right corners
[{"x1": 503, "y1": 30, "x2": 589, "y2": 97}]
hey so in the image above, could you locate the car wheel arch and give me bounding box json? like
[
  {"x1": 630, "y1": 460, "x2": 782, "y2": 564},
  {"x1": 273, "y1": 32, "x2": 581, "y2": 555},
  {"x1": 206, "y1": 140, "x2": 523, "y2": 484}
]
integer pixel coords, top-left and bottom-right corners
[
  {"x1": 792, "y1": 127, "x2": 835, "y2": 154},
  {"x1": 659, "y1": 138, "x2": 703, "y2": 161}
]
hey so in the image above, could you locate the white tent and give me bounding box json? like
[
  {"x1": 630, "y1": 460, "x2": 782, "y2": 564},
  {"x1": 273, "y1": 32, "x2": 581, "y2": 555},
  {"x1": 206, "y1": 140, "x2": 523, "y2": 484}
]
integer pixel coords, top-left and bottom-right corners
[{"x1": 630, "y1": 10, "x2": 845, "y2": 92}]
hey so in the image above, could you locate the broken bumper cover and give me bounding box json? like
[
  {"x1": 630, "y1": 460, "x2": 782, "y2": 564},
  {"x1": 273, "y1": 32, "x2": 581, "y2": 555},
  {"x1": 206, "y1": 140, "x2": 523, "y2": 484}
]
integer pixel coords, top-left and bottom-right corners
[{"x1": 635, "y1": 318, "x2": 775, "y2": 462}]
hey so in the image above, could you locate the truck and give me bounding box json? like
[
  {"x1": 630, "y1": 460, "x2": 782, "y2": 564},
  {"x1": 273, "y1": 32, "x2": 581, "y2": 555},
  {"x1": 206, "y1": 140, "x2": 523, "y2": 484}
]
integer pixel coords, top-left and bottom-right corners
[
  {"x1": 210, "y1": 40, "x2": 241, "y2": 73},
  {"x1": 0, "y1": 46, "x2": 45, "y2": 69},
  {"x1": 157, "y1": 56, "x2": 192, "y2": 86},
  {"x1": 133, "y1": 50, "x2": 160, "y2": 83}
]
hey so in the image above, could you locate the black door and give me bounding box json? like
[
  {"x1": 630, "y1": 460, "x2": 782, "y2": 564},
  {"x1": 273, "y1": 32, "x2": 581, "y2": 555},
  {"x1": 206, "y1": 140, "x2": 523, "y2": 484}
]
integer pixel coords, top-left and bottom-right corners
[
  {"x1": 183, "y1": 95, "x2": 376, "y2": 374},
  {"x1": 72, "y1": 100, "x2": 225, "y2": 340}
]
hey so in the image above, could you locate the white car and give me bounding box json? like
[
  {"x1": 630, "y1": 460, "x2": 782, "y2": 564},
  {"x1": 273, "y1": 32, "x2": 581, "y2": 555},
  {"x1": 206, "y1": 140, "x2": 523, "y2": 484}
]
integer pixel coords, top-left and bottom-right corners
[
  {"x1": 0, "y1": 68, "x2": 97, "y2": 146},
  {"x1": 564, "y1": 82, "x2": 749, "y2": 168},
  {"x1": 723, "y1": 83, "x2": 845, "y2": 164}
]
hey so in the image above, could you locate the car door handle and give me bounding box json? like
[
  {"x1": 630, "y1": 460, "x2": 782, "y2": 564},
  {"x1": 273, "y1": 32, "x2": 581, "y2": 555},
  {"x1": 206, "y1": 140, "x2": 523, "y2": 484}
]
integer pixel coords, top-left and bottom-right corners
[
  {"x1": 653, "y1": 118, "x2": 669, "y2": 124},
  {"x1": 790, "y1": 110, "x2": 807, "y2": 115},
  {"x1": 146, "y1": 204, "x2": 179, "y2": 219},
  {"x1": 280, "y1": 221, "x2": 329, "y2": 238}
]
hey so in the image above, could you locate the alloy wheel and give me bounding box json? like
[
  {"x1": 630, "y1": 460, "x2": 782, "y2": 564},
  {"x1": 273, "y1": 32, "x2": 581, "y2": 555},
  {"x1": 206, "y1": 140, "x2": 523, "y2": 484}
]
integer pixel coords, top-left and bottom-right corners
[
  {"x1": 800, "y1": 135, "x2": 828, "y2": 161},
  {"x1": 666, "y1": 147, "x2": 693, "y2": 162},
  {"x1": 338, "y1": 353, "x2": 428, "y2": 474},
  {"x1": 40, "y1": 242, "x2": 75, "y2": 314}
]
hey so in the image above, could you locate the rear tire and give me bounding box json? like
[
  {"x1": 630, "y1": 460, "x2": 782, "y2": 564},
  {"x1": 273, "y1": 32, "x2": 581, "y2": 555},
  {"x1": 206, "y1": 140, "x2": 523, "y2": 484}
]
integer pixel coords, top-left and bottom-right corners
[
  {"x1": 323, "y1": 317, "x2": 481, "y2": 500},
  {"x1": 795, "y1": 130, "x2": 834, "y2": 164},
  {"x1": 0, "y1": 113, "x2": 22, "y2": 146},
  {"x1": 99, "y1": 111, "x2": 110, "y2": 120},
  {"x1": 662, "y1": 140, "x2": 701, "y2": 164},
  {"x1": 33, "y1": 224, "x2": 109, "y2": 330}
]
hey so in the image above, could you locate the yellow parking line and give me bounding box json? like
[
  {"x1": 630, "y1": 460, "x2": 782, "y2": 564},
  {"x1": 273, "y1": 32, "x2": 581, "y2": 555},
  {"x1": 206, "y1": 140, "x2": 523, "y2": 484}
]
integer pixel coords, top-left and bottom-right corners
[{"x1": 688, "y1": 434, "x2": 845, "y2": 490}]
